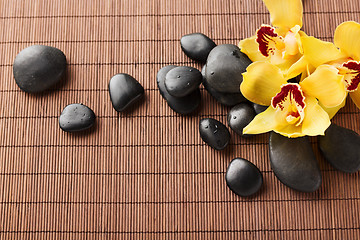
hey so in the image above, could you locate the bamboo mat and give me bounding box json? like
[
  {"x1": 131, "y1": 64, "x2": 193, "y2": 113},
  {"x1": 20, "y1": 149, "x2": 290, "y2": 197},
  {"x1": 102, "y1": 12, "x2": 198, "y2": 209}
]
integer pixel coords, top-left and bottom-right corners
[{"x1": 0, "y1": 0, "x2": 360, "y2": 239}]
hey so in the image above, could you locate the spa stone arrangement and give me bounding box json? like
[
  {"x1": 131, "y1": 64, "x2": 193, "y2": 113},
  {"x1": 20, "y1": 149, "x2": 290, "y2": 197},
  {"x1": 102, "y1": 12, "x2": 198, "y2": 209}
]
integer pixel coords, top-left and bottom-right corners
[{"x1": 11, "y1": 0, "x2": 360, "y2": 197}]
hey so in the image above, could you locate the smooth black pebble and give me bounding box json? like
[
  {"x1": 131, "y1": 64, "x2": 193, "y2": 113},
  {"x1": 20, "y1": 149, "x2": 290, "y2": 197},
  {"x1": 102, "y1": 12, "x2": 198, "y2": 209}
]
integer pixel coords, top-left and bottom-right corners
[
  {"x1": 227, "y1": 103, "x2": 256, "y2": 137},
  {"x1": 109, "y1": 73, "x2": 144, "y2": 112},
  {"x1": 180, "y1": 33, "x2": 216, "y2": 63},
  {"x1": 59, "y1": 104, "x2": 96, "y2": 132},
  {"x1": 205, "y1": 44, "x2": 252, "y2": 93},
  {"x1": 319, "y1": 124, "x2": 360, "y2": 173},
  {"x1": 202, "y1": 65, "x2": 248, "y2": 106},
  {"x1": 157, "y1": 66, "x2": 201, "y2": 114},
  {"x1": 269, "y1": 132, "x2": 322, "y2": 192},
  {"x1": 165, "y1": 66, "x2": 202, "y2": 97},
  {"x1": 13, "y1": 45, "x2": 67, "y2": 93},
  {"x1": 253, "y1": 103, "x2": 268, "y2": 114},
  {"x1": 225, "y1": 158, "x2": 263, "y2": 197},
  {"x1": 199, "y1": 118, "x2": 230, "y2": 150}
]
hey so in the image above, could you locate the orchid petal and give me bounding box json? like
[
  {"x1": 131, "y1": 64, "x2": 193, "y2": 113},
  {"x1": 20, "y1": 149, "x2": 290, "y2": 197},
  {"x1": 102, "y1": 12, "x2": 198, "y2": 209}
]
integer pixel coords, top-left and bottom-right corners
[
  {"x1": 239, "y1": 36, "x2": 268, "y2": 62},
  {"x1": 240, "y1": 62, "x2": 287, "y2": 106},
  {"x1": 350, "y1": 88, "x2": 360, "y2": 109},
  {"x1": 286, "y1": 56, "x2": 308, "y2": 79},
  {"x1": 243, "y1": 107, "x2": 282, "y2": 135},
  {"x1": 263, "y1": 0, "x2": 303, "y2": 31},
  {"x1": 334, "y1": 21, "x2": 360, "y2": 61},
  {"x1": 301, "y1": 36, "x2": 345, "y2": 67},
  {"x1": 300, "y1": 65, "x2": 346, "y2": 108},
  {"x1": 301, "y1": 95, "x2": 331, "y2": 136},
  {"x1": 320, "y1": 98, "x2": 346, "y2": 119}
]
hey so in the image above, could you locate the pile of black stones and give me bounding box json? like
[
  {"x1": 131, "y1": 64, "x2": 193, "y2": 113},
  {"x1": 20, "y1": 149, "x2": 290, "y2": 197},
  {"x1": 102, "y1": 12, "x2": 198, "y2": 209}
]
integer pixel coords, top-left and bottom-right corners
[{"x1": 12, "y1": 33, "x2": 360, "y2": 197}]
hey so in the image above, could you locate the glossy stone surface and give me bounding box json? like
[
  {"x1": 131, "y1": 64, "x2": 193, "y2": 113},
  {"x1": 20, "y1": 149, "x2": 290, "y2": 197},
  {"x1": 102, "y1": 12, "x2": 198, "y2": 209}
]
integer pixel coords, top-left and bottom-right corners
[
  {"x1": 109, "y1": 73, "x2": 144, "y2": 112},
  {"x1": 165, "y1": 66, "x2": 202, "y2": 97},
  {"x1": 157, "y1": 65, "x2": 201, "y2": 114},
  {"x1": 180, "y1": 33, "x2": 216, "y2": 63},
  {"x1": 269, "y1": 132, "x2": 322, "y2": 192},
  {"x1": 319, "y1": 124, "x2": 360, "y2": 173},
  {"x1": 227, "y1": 103, "x2": 256, "y2": 137},
  {"x1": 202, "y1": 65, "x2": 248, "y2": 106},
  {"x1": 13, "y1": 45, "x2": 67, "y2": 93},
  {"x1": 205, "y1": 44, "x2": 252, "y2": 93},
  {"x1": 225, "y1": 158, "x2": 263, "y2": 197},
  {"x1": 59, "y1": 104, "x2": 96, "y2": 132},
  {"x1": 199, "y1": 118, "x2": 230, "y2": 150},
  {"x1": 253, "y1": 103, "x2": 268, "y2": 114}
]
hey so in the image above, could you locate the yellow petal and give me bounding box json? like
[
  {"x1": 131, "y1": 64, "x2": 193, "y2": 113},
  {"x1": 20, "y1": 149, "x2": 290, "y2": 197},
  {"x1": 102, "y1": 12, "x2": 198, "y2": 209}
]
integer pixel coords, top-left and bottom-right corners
[
  {"x1": 263, "y1": 0, "x2": 303, "y2": 31},
  {"x1": 238, "y1": 36, "x2": 268, "y2": 62},
  {"x1": 320, "y1": 97, "x2": 346, "y2": 119},
  {"x1": 243, "y1": 107, "x2": 282, "y2": 135},
  {"x1": 301, "y1": 36, "x2": 346, "y2": 67},
  {"x1": 301, "y1": 95, "x2": 331, "y2": 136},
  {"x1": 241, "y1": 62, "x2": 287, "y2": 105},
  {"x1": 286, "y1": 55, "x2": 308, "y2": 79},
  {"x1": 300, "y1": 65, "x2": 346, "y2": 108},
  {"x1": 350, "y1": 88, "x2": 360, "y2": 109},
  {"x1": 334, "y1": 21, "x2": 360, "y2": 61}
]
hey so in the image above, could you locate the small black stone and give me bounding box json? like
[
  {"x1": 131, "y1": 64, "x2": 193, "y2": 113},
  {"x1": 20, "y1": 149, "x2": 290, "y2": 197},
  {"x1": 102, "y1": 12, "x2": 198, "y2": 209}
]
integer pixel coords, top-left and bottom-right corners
[
  {"x1": 108, "y1": 73, "x2": 144, "y2": 112},
  {"x1": 59, "y1": 104, "x2": 96, "y2": 132},
  {"x1": 225, "y1": 158, "x2": 263, "y2": 197},
  {"x1": 205, "y1": 44, "x2": 252, "y2": 93},
  {"x1": 252, "y1": 103, "x2": 268, "y2": 114},
  {"x1": 228, "y1": 103, "x2": 256, "y2": 137},
  {"x1": 13, "y1": 45, "x2": 67, "y2": 93},
  {"x1": 269, "y1": 132, "x2": 322, "y2": 192},
  {"x1": 202, "y1": 65, "x2": 248, "y2": 106},
  {"x1": 157, "y1": 66, "x2": 201, "y2": 114},
  {"x1": 319, "y1": 124, "x2": 360, "y2": 173},
  {"x1": 165, "y1": 66, "x2": 202, "y2": 97},
  {"x1": 199, "y1": 118, "x2": 230, "y2": 150},
  {"x1": 180, "y1": 33, "x2": 216, "y2": 63}
]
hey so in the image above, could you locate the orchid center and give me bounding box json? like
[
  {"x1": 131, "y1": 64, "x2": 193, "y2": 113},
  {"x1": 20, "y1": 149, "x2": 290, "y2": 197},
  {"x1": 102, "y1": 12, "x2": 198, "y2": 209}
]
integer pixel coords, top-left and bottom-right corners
[
  {"x1": 337, "y1": 60, "x2": 360, "y2": 92},
  {"x1": 271, "y1": 83, "x2": 306, "y2": 126}
]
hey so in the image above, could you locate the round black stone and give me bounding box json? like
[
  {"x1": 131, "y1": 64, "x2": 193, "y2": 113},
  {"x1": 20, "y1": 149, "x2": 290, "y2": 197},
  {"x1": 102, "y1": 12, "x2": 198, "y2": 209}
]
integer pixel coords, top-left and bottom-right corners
[
  {"x1": 180, "y1": 33, "x2": 216, "y2": 63},
  {"x1": 109, "y1": 73, "x2": 144, "y2": 112},
  {"x1": 252, "y1": 103, "x2": 268, "y2": 114},
  {"x1": 227, "y1": 103, "x2": 256, "y2": 137},
  {"x1": 202, "y1": 65, "x2": 248, "y2": 106},
  {"x1": 165, "y1": 66, "x2": 202, "y2": 97},
  {"x1": 319, "y1": 124, "x2": 360, "y2": 173},
  {"x1": 199, "y1": 118, "x2": 230, "y2": 150},
  {"x1": 269, "y1": 132, "x2": 322, "y2": 192},
  {"x1": 225, "y1": 158, "x2": 263, "y2": 197},
  {"x1": 157, "y1": 65, "x2": 201, "y2": 114},
  {"x1": 205, "y1": 44, "x2": 252, "y2": 93},
  {"x1": 59, "y1": 104, "x2": 96, "y2": 132},
  {"x1": 13, "y1": 45, "x2": 67, "y2": 93}
]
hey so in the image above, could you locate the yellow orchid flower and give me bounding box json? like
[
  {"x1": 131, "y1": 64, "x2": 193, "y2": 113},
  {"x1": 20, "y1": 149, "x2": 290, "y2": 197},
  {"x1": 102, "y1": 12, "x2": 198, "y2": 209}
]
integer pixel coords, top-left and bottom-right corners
[
  {"x1": 239, "y1": 0, "x2": 305, "y2": 74},
  {"x1": 297, "y1": 21, "x2": 360, "y2": 110},
  {"x1": 241, "y1": 62, "x2": 331, "y2": 138}
]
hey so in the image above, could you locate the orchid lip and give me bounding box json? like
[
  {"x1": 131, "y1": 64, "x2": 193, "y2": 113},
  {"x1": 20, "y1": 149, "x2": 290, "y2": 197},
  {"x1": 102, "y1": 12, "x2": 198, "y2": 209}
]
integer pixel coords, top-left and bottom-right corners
[
  {"x1": 339, "y1": 60, "x2": 360, "y2": 92},
  {"x1": 256, "y1": 25, "x2": 283, "y2": 57}
]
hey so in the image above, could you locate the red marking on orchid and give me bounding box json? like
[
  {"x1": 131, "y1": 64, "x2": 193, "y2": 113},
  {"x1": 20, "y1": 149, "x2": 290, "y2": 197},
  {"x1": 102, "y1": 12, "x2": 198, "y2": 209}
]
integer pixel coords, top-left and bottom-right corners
[
  {"x1": 256, "y1": 25, "x2": 280, "y2": 57},
  {"x1": 343, "y1": 61, "x2": 360, "y2": 91},
  {"x1": 272, "y1": 83, "x2": 305, "y2": 109}
]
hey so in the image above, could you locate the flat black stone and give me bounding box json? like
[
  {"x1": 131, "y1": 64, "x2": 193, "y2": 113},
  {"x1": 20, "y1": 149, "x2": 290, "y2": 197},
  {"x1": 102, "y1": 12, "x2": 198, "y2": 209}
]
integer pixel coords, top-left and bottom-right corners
[
  {"x1": 202, "y1": 65, "x2": 248, "y2": 106},
  {"x1": 199, "y1": 118, "x2": 230, "y2": 150},
  {"x1": 319, "y1": 124, "x2": 360, "y2": 173},
  {"x1": 59, "y1": 104, "x2": 96, "y2": 132},
  {"x1": 109, "y1": 73, "x2": 144, "y2": 112},
  {"x1": 13, "y1": 45, "x2": 67, "y2": 93},
  {"x1": 205, "y1": 44, "x2": 252, "y2": 93},
  {"x1": 165, "y1": 66, "x2": 202, "y2": 97},
  {"x1": 180, "y1": 33, "x2": 216, "y2": 63},
  {"x1": 269, "y1": 132, "x2": 322, "y2": 192},
  {"x1": 225, "y1": 158, "x2": 263, "y2": 197},
  {"x1": 227, "y1": 103, "x2": 256, "y2": 137},
  {"x1": 157, "y1": 65, "x2": 201, "y2": 114},
  {"x1": 253, "y1": 103, "x2": 268, "y2": 114}
]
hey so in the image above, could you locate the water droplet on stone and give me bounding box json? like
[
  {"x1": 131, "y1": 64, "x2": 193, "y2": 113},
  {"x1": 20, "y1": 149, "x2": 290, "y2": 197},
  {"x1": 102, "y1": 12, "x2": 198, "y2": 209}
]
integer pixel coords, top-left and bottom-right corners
[
  {"x1": 210, "y1": 71, "x2": 214, "y2": 75},
  {"x1": 177, "y1": 75, "x2": 181, "y2": 78}
]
